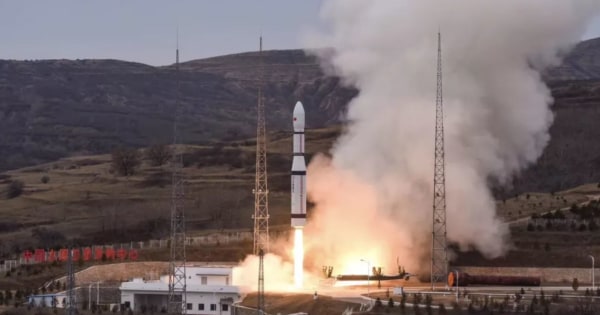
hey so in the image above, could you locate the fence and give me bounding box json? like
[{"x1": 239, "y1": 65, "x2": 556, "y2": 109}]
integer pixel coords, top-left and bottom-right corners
[{"x1": 0, "y1": 227, "x2": 291, "y2": 273}]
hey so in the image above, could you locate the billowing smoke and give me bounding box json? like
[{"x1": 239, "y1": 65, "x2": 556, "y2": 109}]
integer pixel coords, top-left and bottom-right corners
[
  {"x1": 232, "y1": 253, "x2": 293, "y2": 292},
  {"x1": 232, "y1": 252, "x2": 322, "y2": 292},
  {"x1": 301, "y1": 1, "x2": 600, "y2": 275}
]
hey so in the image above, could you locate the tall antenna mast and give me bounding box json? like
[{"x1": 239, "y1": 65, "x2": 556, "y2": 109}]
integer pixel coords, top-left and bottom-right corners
[
  {"x1": 257, "y1": 249, "x2": 265, "y2": 315},
  {"x1": 168, "y1": 28, "x2": 187, "y2": 314},
  {"x1": 253, "y1": 35, "x2": 270, "y2": 255},
  {"x1": 431, "y1": 31, "x2": 448, "y2": 289},
  {"x1": 65, "y1": 248, "x2": 77, "y2": 315}
]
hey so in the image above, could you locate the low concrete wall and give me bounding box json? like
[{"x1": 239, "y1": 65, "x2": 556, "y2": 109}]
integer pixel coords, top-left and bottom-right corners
[
  {"x1": 232, "y1": 305, "x2": 268, "y2": 315},
  {"x1": 456, "y1": 266, "x2": 596, "y2": 284}
]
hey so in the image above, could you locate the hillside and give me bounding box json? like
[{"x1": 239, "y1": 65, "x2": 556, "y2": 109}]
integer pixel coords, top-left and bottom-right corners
[
  {"x1": 0, "y1": 39, "x2": 599, "y2": 196},
  {"x1": 2, "y1": 125, "x2": 600, "y2": 268},
  {"x1": 0, "y1": 127, "x2": 340, "y2": 256},
  {"x1": 545, "y1": 38, "x2": 600, "y2": 81},
  {"x1": 0, "y1": 50, "x2": 355, "y2": 171}
]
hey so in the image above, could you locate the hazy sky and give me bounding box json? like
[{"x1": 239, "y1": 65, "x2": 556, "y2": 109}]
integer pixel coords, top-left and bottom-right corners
[{"x1": 1, "y1": 0, "x2": 600, "y2": 66}]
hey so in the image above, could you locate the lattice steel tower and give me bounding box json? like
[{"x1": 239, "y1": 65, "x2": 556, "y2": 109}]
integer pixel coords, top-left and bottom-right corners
[
  {"x1": 168, "y1": 39, "x2": 187, "y2": 314},
  {"x1": 257, "y1": 249, "x2": 265, "y2": 315},
  {"x1": 431, "y1": 32, "x2": 448, "y2": 288},
  {"x1": 253, "y1": 36, "x2": 270, "y2": 255},
  {"x1": 66, "y1": 248, "x2": 77, "y2": 315}
]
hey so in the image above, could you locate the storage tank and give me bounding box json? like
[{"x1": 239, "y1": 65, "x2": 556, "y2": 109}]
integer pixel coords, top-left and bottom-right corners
[{"x1": 447, "y1": 271, "x2": 541, "y2": 287}]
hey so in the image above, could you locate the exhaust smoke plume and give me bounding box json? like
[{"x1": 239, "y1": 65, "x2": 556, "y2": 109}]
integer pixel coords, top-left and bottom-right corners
[{"x1": 300, "y1": 1, "x2": 600, "y2": 275}]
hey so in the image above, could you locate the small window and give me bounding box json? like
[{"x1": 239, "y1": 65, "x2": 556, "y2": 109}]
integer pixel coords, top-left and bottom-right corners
[
  {"x1": 186, "y1": 303, "x2": 192, "y2": 310},
  {"x1": 210, "y1": 304, "x2": 216, "y2": 311},
  {"x1": 201, "y1": 276, "x2": 207, "y2": 285},
  {"x1": 222, "y1": 304, "x2": 229, "y2": 311},
  {"x1": 198, "y1": 304, "x2": 204, "y2": 311}
]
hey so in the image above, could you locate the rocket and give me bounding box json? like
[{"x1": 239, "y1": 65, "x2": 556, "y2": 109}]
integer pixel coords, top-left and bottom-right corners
[{"x1": 291, "y1": 101, "x2": 306, "y2": 227}]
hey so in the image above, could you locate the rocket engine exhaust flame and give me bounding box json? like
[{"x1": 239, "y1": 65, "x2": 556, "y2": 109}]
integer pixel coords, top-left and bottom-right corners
[{"x1": 293, "y1": 227, "x2": 304, "y2": 288}]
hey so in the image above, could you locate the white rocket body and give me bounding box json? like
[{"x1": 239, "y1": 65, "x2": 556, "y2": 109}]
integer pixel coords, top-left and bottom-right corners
[{"x1": 291, "y1": 101, "x2": 306, "y2": 227}]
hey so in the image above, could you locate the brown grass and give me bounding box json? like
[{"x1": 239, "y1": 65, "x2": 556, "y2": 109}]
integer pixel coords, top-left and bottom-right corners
[{"x1": 0, "y1": 127, "x2": 337, "y2": 253}]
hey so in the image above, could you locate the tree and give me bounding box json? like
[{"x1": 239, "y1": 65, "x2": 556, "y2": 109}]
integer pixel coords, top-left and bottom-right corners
[
  {"x1": 467, "y1": 303, "x2": 474, "y2": 314},
  {"x1": 111, "y1": 148, "x2": 140, "y2": 176},
  {"x1": 572, "y1": 278, "x2": 579, "y2": 291},
  {"x1": 400, "y1": 292, "x2": 406, "y2": 311},
  {"x1": 590, "y1": 220, "x2": 598, "y2": 231},
  {"x1": 373, "y1": 266, "x2": 383, "y2": 289},
  {"x1": 425, "y1": 294, "x2": 433, "y2": 315},
  {"x1": 439, "y1": 303, "x2": 447, "y2": 315},
  {"x1": 146, "y1": 144, "x2": 172, "y2": 167},
  {"x1": 540, "y1": 289, "x2": 546, "y2": 303},
  {"x1": 6, "y1": 180, "x2": 24, "y2": 199}
]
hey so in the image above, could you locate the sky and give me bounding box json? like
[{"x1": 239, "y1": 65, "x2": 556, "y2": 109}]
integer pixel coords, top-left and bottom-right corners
[{"x1": 1, "y1": 0, "x2": 600, "y2": 66}]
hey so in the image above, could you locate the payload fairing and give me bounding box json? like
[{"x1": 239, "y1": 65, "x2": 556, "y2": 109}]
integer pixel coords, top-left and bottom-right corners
[{"x1": 291, "y1": 101, "x2": 306, "y2": 227}]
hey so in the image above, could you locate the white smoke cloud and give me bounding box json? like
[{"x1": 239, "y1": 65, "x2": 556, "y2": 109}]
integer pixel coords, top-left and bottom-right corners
[
  {"x1": 232, "y1": 253, "x2": 293, "y2": 292},
  {"x1": 301, "y1": 0, "x2": 600, "y2": 275},
  {"x1": 232, "y1": 252, "x2": 322, "y2": 292}
]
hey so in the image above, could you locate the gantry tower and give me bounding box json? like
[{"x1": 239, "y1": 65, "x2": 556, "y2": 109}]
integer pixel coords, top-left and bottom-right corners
[
  {"x1": 253, "y1": 36, "x2": 270, "y2": 255},
  {"x1": 168, "y1": 37, "x2": 187, "y2": 314},
  {"x1": 431, "y1": 32, "x2": 448, "y2": 288}
]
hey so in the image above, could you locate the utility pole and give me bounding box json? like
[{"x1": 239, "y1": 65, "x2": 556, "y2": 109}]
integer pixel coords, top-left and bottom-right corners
[
  {"x1": 167, "y1": 32, "x2": 187, "y2": 314},
  {"x1": 431, "y1": 31, "x2": 448, "y2": 289},
  {"x1": 253, "y1": 36, "x2": 270, "y2": 255},
  {"x1": 66, "y1": 248, "x2": 77, "y2": 315}
]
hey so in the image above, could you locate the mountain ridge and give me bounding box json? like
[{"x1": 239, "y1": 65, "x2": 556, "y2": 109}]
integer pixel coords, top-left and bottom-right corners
[{"x1": 1, "y1": 39, "x2": 600, "y2": 195}]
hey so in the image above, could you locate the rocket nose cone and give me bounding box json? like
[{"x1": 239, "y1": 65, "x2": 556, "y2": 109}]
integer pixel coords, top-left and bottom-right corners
[
  {"x1": 293, "y1": 101, "x2": 305, "y2": 131},
  {"x1": 294, "y1": 101, "x2": 304, "y2": 114}
]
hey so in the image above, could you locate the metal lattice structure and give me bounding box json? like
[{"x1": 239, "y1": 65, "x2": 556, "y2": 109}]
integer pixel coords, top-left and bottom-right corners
[
  {"x1": 431, "y1": 32, "x2": 448, "y2": 289},
  {"x1": 167, "y1": 42, "x2": 187, "y2": 314},
  {"x1": 257, "y1": 249, "x2": 265, "y2": 315},
  {"x1": 66, "y1": 248, "x2": 77, "y2": 315},
  {"x1": 253, "y1": 36, "x2": 270, "y2": 255}
]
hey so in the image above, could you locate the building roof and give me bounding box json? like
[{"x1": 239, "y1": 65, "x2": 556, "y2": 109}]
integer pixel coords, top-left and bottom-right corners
[
  {"x1": 120, "y1": 281, "x2": 239, "y2": 294},
  {"x1": 189, "y1": 267, "x2": 232, "y2": 276}
]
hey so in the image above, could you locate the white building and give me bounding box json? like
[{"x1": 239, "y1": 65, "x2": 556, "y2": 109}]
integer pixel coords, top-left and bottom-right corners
[{"x1": 120, "y1": 266, "x2": 241, "y2": 315}]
